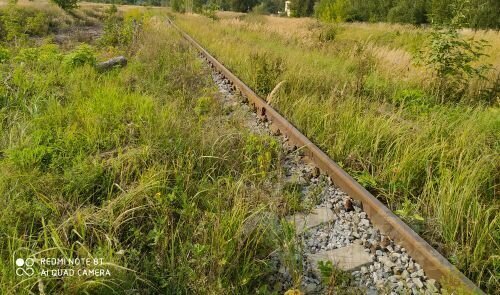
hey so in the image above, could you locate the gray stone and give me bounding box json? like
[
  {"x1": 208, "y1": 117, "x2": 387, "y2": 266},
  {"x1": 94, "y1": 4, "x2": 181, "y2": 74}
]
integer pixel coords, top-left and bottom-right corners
[
  {"x1": 287, "y1": 207, "x2": 336, "y2": 234},
  {"x1": 412, "y1": 278, "x2": 424, "y2": 288},
  {"x1": 308, "y1": 243, "x2": 372, "y2": 272},
  {"x1": 360, "y1": 218, "x2": 370, "y2": 227},
  {"x1": 303, "y1": 282, "x2": 318, "y2": 294}
]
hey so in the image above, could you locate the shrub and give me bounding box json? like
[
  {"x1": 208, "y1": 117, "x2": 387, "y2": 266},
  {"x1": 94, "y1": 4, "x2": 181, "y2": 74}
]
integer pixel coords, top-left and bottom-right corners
[
  {"x1": 15, "y1": 47, "x2": 40, "y2": 63},
  {"x1": 201, "y1": 3, "x2": 219, "y2": 20},
  {"x1": 51, "y1": 0, "x2": 78, "y2": 11},
  {"x1": 26, "y1": 12, "x2": 49, "y2": 36},
  {"x1": 0, "y1": 47, "x2": 9, "y2": 63},
  {"x1": 0, "y1": 6, "x2": 26, "y2": 42},
  {"x1": 418, "y1": 25, "x2": 491, "y2": 103},
  {"x1": 63, "y1": 44, "x2": 96, "y2": 67},
  {"x1": 0, "y1": 7, "x2": 51, "y2": 42},
  {"x1": 99, "y1": 8, "x2": 142, "y2": 47}
]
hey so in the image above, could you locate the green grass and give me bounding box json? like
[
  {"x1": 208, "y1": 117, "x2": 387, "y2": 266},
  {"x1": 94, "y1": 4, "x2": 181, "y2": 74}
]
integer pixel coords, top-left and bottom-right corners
[
  {"x1": 173, "y1": 13, "x2": 499, "y2": 292},
  {"x1": 0, "y1": 5, "x2": 301, "y2": 294}
]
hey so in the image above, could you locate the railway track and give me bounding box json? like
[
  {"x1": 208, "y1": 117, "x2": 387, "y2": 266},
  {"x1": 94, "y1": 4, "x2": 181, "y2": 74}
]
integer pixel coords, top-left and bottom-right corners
[{"x1": 167, "y1": 18, "x2": 483, "y2": 295}]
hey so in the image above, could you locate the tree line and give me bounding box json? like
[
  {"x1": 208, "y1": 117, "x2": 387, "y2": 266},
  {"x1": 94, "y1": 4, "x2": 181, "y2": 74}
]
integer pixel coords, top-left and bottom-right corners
[
  {"x1": 80, "y1": 0, "x2": 498, "y2": 29},
  {"x1": 168, "y1": 0, "x2": 498, "y2": 29},
  {"x1": 314, "y1": 0, "x2": 499, "y2": 29}
]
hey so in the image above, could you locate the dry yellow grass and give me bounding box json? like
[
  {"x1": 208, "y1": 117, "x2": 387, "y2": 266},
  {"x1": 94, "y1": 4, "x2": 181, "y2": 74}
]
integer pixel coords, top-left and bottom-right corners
[{"x1": 216, "y1": 12, "x2": 499, "y2": 90}]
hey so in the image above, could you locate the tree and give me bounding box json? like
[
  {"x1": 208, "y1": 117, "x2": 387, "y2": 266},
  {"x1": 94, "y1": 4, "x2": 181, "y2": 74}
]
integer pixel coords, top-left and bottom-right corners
[
  {"x1": 314, "y1": 0, "x2": 349, "y2": 22},
  {"x1": 230, "y1": 0, "x2": 259, "y2": 12},
  {"x1": 418, "y1": 0, "x2": 492, "y2": 102},
  {"x1": 388, "y1": 0, "x2": 428, "y2": 25},
  {"x1": 290, "y1": 0, "x2": 315, "y2": 17}
]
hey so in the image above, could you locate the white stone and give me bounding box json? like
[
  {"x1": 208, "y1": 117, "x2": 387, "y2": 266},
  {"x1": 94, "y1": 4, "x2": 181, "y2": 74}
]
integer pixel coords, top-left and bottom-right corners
[
  {"x1": 287, "y1": 207, "x2": 335, "y2": 234},
  {"x1": 308, "y1": 243, "x2": 372, "y2": 272}
]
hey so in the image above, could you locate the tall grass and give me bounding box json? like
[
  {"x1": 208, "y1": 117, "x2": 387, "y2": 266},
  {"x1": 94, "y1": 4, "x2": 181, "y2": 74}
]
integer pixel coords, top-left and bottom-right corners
[
  {"x1": 0, "y1": 8, "x2": 290, "y2": 294},
  {"x1": 174, "y1": 13, "x2": 499, "y2": 292}
]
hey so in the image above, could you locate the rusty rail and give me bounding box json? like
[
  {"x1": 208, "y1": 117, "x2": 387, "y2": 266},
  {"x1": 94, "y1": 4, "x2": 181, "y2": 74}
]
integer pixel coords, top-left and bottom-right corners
[{"x1": 168, "y1": 18, "x2": 483, "y2": 294}]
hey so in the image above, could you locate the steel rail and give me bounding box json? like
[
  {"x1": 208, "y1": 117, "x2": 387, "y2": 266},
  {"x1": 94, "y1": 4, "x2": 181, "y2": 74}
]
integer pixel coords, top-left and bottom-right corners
[{"x1": 168, "y1": 18, "x2": 483, "y2": 294}]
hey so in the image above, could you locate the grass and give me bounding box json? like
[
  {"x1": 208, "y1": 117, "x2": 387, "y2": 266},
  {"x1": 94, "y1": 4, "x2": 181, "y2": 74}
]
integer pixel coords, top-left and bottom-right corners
[
  {"x1": 0, "y1": 3, "x2": 307, "y2": 294},
  {"x1": 173, "y1": 12, "x2": 499, "y2": 293}
]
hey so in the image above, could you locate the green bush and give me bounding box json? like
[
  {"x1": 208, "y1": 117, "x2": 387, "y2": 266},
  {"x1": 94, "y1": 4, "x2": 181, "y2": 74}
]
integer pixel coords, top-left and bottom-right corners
[
  {"x1": 0, "y1": 7, "x2": 50, "y2": 42},
  {"x1": 99, "y1": 8, "x2": 142, "y2": 47},
  {"x1": 63, "y1": 44, "x2": 96, "y2": 67},
  {"x1": 26, "y1": 12, "x2": 49, "y2": 36},
  {"x1": 0, "y1": 6, "x2": 26, "y2": 42},
  {"x1": 51, "y1": 0, "x2": 78, "y2": 11},
  {"x1": 0, "y1": 47, "x2": 9, "y2": 63},
  {"x1": 201, "y1": 3, "x2": 219, "y2": 20},
  {"x1": 418, "y1": 25, "x2": 491, "y2": 103}
]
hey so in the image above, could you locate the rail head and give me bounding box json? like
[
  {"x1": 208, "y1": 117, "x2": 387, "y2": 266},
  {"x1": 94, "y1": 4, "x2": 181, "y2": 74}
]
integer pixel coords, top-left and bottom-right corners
[{"x1": 168, "y1": 18, "x2": 484, "y2": 295}]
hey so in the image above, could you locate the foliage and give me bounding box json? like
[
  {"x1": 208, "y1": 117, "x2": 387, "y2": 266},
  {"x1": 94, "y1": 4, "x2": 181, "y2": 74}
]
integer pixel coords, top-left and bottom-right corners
[
  {"x1": 249, "y1": 52, "x2": 285, "y2": 96},
  {"x1": 201, "y1": 2, "x2": 219, "y2": 20},
  {"x1": 175, "y1": 14, "x2": 499, "y2": 292},
  {"x1": 387, "y1": 0, "x2": 427, "y2": 25},
  {"x1": 63, "y1": 44, "x2": 96, "y2": 67},
  {"x1": 0, "y1": 47, "x2": 9, "y2": 63},
  {"x1": 51, "y1": 0, "x2": 79, "y2": 11},
  {"x1": 0, "y1": 12, "x2": 287, "y2": 294},
  {"x1": 0, "y1": 6, "x2": 51, "y2": 43},
  {"x1": 99, "y1": 7, "x2": 143, "y2": 47},
  {"x1": 289, "y1": 0, "x2": 315, "y2": 17},
  {"x1": 395, "y1": 199, "x2": 426, "y2": 234},
  {"x1": 417, "y1": 3, "x2": 492, "y2": 102},
  {"x1": 194, "y1": 96, "x2": 215, "y2": 115},
  {"x1": 318, "y1": 261, "x2": 362, "y2": 294},
  {"x1": 318, "y1": 24, "x2": 339, "y2": 42},
  {"x1": 243, "y1": 134, "x2": 280, "y2": 177},
  {"x1": 315, "y1": 0, "x2": 348, "y2": 22},
  {"x1": 419, "y1": 26, "x2": 491, "y2": 101},
  {"x1": 313, "y1": 0, "x2": 499, "y2": 29}
]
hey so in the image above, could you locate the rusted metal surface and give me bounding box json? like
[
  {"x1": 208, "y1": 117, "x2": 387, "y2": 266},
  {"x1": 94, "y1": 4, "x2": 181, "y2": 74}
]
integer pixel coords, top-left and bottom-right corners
[{"x1": 168, "y1": 18, "x2": 483, "y2": 294}]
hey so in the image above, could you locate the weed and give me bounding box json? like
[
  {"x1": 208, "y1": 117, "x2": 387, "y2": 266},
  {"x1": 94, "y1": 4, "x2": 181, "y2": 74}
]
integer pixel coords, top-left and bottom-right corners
[
  {"x1": 0, "y1": 11, "x2": 289, "y2": 294},
  {"x1": 0, "y1": 47, "x2": 9, "y2": 63},
  {"x1": 318, "y1": 260, "x2": 362, "y2": 294},
  {"x1": 395, "y1": 199, "x2": 426, "y2": 234},
  {"x1": 194, "y1": 96, "x2": 214, "y2": 116},
  {"x1": 250, "y1": 52, "x2": 285, "y2": 96},
  {"x1": 175, "y1": 14, "x2": 499, "y2": 292},
  {"x1": 99, "y1": 8, "x2": 142, "y2": 48},
  {"x1": 244, "y1": 134, "x2": 280, "y2": 178}
]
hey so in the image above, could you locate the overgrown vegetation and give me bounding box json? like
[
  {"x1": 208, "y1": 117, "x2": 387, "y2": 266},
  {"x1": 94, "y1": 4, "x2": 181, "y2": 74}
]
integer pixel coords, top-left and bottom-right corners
[
  {"x1": 175, "y1": 13, "x2": 499, "y2": 292},
  {"x1": 0, "y1": 3, "x2": 301, "y2": 294},
  {"x1": 51, "y1": 0, "x2": 79, "y2": 11}
]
